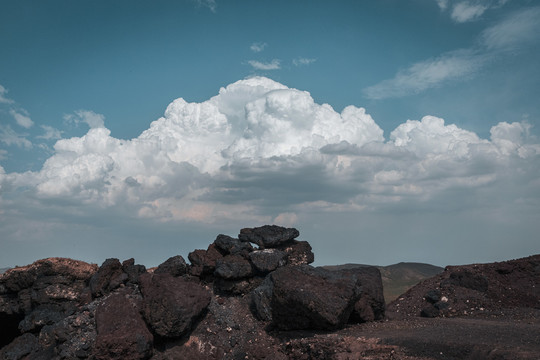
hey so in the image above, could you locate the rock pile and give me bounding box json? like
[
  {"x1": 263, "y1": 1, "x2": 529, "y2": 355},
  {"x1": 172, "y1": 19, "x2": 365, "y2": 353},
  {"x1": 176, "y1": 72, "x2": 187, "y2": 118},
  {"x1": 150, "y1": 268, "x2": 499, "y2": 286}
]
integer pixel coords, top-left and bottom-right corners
[{"x1": 0, "y1": 225, "x2": 385, "y2": 359}]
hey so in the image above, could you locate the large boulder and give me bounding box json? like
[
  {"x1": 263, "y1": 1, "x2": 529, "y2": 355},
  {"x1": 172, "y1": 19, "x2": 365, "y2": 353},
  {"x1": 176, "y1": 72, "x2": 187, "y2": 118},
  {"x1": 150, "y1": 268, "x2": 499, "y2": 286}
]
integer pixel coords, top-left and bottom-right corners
[
  {"x1": 139, "y1": 273, "x2": 211, "y2": 338},
  {"x1": 331, "y1": 267, "x2": 386, "y2": 322},
  {"x1": 94, "y1": 289, "x2": 153, "y2": 360},
  {"x1": 239, "y1": 225, "x2": 299, "y2": 248},
  {"x1": 252, "y1": 265, "x2": 362, "y2": 330}
]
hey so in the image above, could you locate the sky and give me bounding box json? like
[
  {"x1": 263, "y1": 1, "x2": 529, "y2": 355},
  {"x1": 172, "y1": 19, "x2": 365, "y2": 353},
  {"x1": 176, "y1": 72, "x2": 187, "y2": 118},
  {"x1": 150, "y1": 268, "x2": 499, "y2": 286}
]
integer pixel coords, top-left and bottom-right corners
[{"x1": 1, "y1": 0, "x2": 539, "y2": 268}]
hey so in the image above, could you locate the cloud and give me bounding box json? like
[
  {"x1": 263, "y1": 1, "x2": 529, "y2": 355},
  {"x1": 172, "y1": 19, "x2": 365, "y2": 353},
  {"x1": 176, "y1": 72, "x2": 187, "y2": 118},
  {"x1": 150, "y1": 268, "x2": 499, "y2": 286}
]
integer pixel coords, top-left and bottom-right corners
[
  {"x1": 364, "y1": 6, "x2": 540, "y2": 99},
  {"x1": 480, "y1": 7, "x2": 540, "y2": 51},
  {"x1": 0, "y1": 125, "x2": 32, "y2": 149},
  {"x1": 364, "y1": 49, "x2": 485, "y2": 99},
  {"x1": 64, "y1": 110, "x2": 105, "y2": 129},
  {"x1": 250, "y1": 42, "x2": 267, "y2": 53},
  {"x1": 293, "y1": 57, "x2": 316, "y2": 66},
  {"x1": 451, "y1": 2, "x2": 488, "y2": 22},
  {"x1": 248, "y1": 59, "x2": 281, "y2": 71},
  {"x1": 191, "y1": 0, "x2": 216, "y2": 13},
  {"x1": 437, "y1": 0, "x2": 510, "y2": 22},
  {"x1": 10, "y1": 109, "x2": 34, "y2": 129},
  {"x1": 37, "y1": 125, "x2": 63, "y2": 140},
  {"x1": 1, "y1": 76, "x2": 538, "y2": 227},
  {"x1": 0, "y1": 84, "x2": 14, "y2": 104}
]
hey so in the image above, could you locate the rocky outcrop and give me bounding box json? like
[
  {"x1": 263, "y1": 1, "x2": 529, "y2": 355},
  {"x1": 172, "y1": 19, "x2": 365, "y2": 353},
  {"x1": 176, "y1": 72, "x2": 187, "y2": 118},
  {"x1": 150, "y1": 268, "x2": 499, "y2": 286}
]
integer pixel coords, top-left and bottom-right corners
[{"x1": 0, "y1": 225, "x2": 391, "y2": 359}]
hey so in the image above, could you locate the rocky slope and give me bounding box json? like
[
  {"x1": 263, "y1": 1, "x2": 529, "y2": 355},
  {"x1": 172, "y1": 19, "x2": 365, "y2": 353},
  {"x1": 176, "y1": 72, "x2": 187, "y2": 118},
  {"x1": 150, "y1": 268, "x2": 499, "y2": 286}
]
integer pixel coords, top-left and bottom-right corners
[{"x1": 1, "y1": 226, "x2": 539, "y2": 360}]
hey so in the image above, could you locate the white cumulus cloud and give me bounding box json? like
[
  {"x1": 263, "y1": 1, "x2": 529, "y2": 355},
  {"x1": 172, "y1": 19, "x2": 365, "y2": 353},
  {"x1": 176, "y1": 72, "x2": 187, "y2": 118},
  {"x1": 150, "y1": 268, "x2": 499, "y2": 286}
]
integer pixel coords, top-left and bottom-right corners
[
  {"x1": 64, "y1": 110, "x2": 106, "y2": 129},
  {"x1": 0, "y1": 77, "x2": 538, "y2": 238}
]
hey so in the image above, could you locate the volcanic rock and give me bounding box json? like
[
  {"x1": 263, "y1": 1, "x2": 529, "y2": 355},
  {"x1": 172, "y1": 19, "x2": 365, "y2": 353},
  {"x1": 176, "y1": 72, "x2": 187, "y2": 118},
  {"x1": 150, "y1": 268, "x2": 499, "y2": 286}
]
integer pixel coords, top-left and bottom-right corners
[
  {"x1": 94, "y1": 288, "x2": 153, "y2": 360},
  {"x1": 122, "y1": 258, "x2": 147, "y2": 284},
  {"x1": 249, "y1": 249, "x2": 287, "y2": 274},
  {"x1": 188, "y1": 244, "x2": 224, "y2": 277},
  {"x1": 154, "y1": 255, "x2": 187, "y2": 277},
  {"x1": 252, "y1": 265, "x2": 362, "y2": 330},
  {"x1": 239, "y1": 225, "x2": 299, "y2": 248},
  {"x1": 214, "y1": 234, "x2": 253, "y2": 256},
  {"x1": 139, "y1": 273, "x2": 211, "y2": 338},
  {"x1": 277, "y1": 240, "x2": 315, "y2": 266},
  {"x1": 331, "y1": 266, "x2": 386, "y2": 323},
  {"x1": 89, "y1": 258, "x2": 128, "y2": 297},
  {"x1": 214, "y1": 254, "x2": 253, "y2": 280}
]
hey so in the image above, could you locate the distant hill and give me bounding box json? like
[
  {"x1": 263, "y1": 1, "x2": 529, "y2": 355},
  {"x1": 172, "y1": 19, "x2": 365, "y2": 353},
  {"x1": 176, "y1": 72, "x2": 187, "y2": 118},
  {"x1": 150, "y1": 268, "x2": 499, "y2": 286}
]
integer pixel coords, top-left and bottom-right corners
[
  {"x1": 323, "y1": 262, "x2": 444, "y2": 304},
  {"x1": 0, "y1": 267, "x2": 10, "y2": 274}
]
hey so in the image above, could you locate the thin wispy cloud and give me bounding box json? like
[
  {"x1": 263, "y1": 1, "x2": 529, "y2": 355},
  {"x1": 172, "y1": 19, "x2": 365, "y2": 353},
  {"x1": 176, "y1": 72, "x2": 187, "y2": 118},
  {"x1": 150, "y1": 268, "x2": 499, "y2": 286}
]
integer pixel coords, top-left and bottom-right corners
[
  {"x1": 64, "y1": 110, "x2": 106, "y2": 129},
  {"x1": 37, "y1": 125, "x2": 63, "y2": 140},
  {"x1": 293, "y1": 57, "x2": 316, "y2": 66},
  {"x1": 437, "y1": 0, "x2": 509, "y2": 23},
  {"x1": 248, "y1": 59, "x2": 281, "y2": 70},
  {"x1": 10, "y1": 109, "x2": 33, "y2": 129},
  {"x1": 0, "y1": 85, "x2": 14, "y2": 104},
  {"x1": 364, "y1": 50, "x2": 485, "y2": 99},
  {"x1": 364, "y1": 6, "x2": 540, "y2": 99},
  {"x1": 0, "y1": 125, "x2": 32, "y2": 149},
  {"x1": 192, "y1": 0, "x2": 217, "y2": 13},
  {"x1": 250, "y1": 42, "x2": 267, "y2": 53}
]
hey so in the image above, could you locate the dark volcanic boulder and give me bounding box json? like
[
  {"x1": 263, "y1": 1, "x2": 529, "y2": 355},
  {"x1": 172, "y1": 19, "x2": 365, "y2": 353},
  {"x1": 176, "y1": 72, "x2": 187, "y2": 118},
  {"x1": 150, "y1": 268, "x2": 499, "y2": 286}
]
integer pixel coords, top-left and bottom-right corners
[
  {"x1": 252, "y1": 265, "x2": 362, "y2": 330},
  {"x1": 331, "y1": 267, "x2": 386, "y2": 322},
  {"x1": 188, "y1": 244, "x2": 224, "y2": 277},
  {"x1": 89, "y1": 258, "x2": 128, "y2": 297},
  {"x1": 249, "y1": 249, "x2": 287, "y2": 274},
  {"x1": 94, "y1": 289, "x2": 153, "y2": 360},
  {"x1": 139, "y1": 273, "x2": 211, "y2": 338},
  {"x1": 154, "y1": 255, "x2": 188, "y2": 277},
  {"x1": 122, "y1": 258, "x2": 147, "y2": 284},
  {"x1": 278, "y1": 240, "x2": 315, "y2": 266},
  {"x1": 239, "y1": 225, "x2": 299, "y2": 248},
  {"x1": 214, "y1": 255, "x2": 253, "y2": 280},
  {"x1": 214, "y1": 234, "x2": 253, "y2": 256}
]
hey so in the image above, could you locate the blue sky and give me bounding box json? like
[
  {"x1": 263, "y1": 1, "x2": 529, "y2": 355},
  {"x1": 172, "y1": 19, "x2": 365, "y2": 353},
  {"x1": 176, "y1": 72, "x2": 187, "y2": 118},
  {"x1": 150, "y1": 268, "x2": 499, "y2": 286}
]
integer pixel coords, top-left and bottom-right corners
[{"x1": 1, "y1": 0, "x2": 539, "y2": 268}]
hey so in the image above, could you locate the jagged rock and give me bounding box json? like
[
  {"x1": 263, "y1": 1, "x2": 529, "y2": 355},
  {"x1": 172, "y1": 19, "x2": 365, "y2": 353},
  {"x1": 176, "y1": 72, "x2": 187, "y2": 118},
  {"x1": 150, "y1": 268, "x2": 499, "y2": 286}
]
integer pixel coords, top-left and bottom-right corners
[
  {"x1": 251, "y1": 275, "x2": 274, "y2": 321},
  {"x1": 278, "y1": 240, "x2": 315, "y2": 265},
  {"x1": 239, "y1": 225, "x2": 299, "y2": 248},
  {"x1": 154, "y1": 255, "x2": 187, "y2": 277},
  {"x1": 89, "y1": 258, "x2": 128, "y2": 297},
  {"x1": 94, "y1": 288, "x2": 153, "y2": 360},
  {"x1": 249, "y1": 249, "x2": 287, "y2": 274},
  {"x1": 139, "y1": 273, "x2": 211, "y2": 338},
  {"x1": 214, "y1": 255, "x2": 253, "y2": 280},
  {"x1": 18, "y1": 304, "x2": 65, "y2": 333},
  {"x1": 188, "y1": 244, "x2": 224, "y2": 277},
  {"x1": 331, "y1": 267, "x2": 386, "y2": 323},
  {"x1": 122, "y1": 258, "x2": 147, "y2": 284},
  {"x1": 214, "y1": 234, "x2": 253, "y2": 256},
  {"x1": 252, "y1": 265, "x2": 362, "y2": 330},
  {"x1": 214, "y1": 277, "x2": 263, "y2": 296}
]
